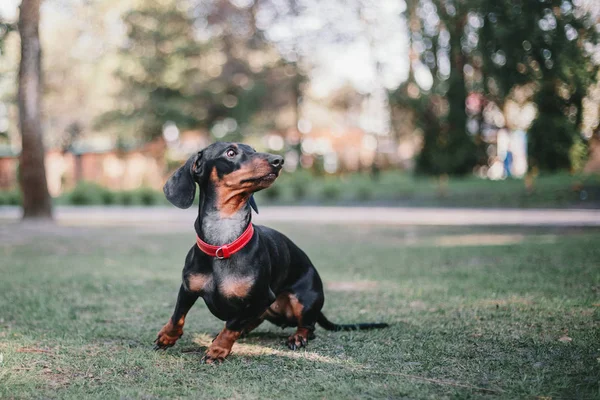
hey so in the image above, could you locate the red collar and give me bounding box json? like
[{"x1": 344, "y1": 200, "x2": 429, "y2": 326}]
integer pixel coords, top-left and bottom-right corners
[{"x1": 196, "y1": 223, "x2": 255, "y2": 259}]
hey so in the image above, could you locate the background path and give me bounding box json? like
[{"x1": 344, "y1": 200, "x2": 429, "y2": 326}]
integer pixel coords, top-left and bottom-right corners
[{"x1": 1, "y1": 205, "x2": 599, "y2": 227}]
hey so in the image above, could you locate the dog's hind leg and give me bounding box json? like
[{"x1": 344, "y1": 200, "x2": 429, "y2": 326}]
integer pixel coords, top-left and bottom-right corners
[
  {"x1": 286, "y1": 273, "x2": 325, "y2": 350},
  {"x1": 285, "y1": 292, "x2": 321, "y2": 350},
  {"x1": 154, "y1": 284, "x2": 199, "y2": 350},
  {"x1": 240, "y1": 318, "x2": 264, "y2": 337}
]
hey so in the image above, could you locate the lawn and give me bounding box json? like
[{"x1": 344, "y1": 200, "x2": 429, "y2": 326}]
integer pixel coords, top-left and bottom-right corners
[{"x1": 0, "y1": 222, "x2": 599, "y2": 399}]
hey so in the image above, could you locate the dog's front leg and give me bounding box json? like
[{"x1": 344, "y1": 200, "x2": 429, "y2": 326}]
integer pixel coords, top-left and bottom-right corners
[
  {"x1": 201, "y1": 326, "x2": 242, "y2": 364},
  {"x1": 155, "y1": 284, "x2": 199, "y2": 350},
  {"x1": 201, "y1": 316, "x2": 264, "y2": 364},
  {"x1": 202, "y1": 290, "x2": 276, "y2": 363}
]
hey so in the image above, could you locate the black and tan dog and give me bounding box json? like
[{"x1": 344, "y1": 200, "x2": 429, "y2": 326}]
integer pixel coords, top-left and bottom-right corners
[{"x1": 154, "y1": 142, "x2": 387, "y2": 363}]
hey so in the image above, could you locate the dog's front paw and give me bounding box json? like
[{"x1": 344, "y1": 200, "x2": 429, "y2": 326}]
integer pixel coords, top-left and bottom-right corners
[
  {"x1": 201, "y1": 347, "x2": 230, "y2": 364},
  {"x1": 154, "y1": 321, "x2": 184, "y2": 350}
]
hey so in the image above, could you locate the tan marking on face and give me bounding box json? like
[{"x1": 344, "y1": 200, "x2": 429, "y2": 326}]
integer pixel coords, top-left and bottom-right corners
[
  {"x1": 223, "y1": 158, "x2": 271, "y2": 186},
  {"x1": 219, "y1": 276, "x2": 254, "y2": 298},
  {"x1": 188, "y1": 273, "x2": 211, "y2": 292},
  {"x1": 209, "y1": 156, "x2": 276, "y2": 217},
  {"x1": 209, "y1": 167, "x2": 251, "y2": 217}
]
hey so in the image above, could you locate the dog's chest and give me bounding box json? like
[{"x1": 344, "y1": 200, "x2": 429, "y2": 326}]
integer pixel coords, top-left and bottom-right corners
[{"x1": 185, "y1": 270, "x2": 256, "y2": 299}]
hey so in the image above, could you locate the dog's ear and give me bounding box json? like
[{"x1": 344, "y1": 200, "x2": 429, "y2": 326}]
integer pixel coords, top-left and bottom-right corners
[
  {"x1": 249, "y1": 194, "x2": 259, "y2": 214},
  {"x1": 163, "y1": 152, "x2": 203, "y2": 209}
]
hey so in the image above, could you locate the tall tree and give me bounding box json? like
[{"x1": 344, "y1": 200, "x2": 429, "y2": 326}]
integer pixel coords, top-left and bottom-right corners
[
  {"x1": 95, "y1": 0, "x2": 208, "y2": 140},
  {"x1": 97, "y1": 0, "x2": 287, "y2": 142},
  {"x1": 18, "y1": 0, "x2": 52, "y2": 219},
  {"x1": 477, "y1": 0, "x2": 598, "y2": 171},
  {"x1": 391, "y1": 0, "x2": 477, "y2": 176}
]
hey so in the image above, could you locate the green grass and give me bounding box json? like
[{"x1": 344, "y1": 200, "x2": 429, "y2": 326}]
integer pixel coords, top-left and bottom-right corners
[{"x1": 1, "y1": 223, "x2": 599, "y2": 399}]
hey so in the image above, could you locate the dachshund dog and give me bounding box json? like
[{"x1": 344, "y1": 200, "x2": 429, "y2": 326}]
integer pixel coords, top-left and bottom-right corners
[{"x1": 154, "y1": 142, "x2": 387, "y2": 363}]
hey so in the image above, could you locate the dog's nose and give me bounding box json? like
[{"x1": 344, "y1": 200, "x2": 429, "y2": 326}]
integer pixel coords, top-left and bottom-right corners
[{"x1": 269, "y1": 155, "x2": 284, "y2": 169}]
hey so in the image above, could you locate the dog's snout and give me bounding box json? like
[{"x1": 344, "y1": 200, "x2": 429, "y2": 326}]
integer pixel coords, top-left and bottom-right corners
[{"x1": 269, "y1": 155, "x2": 284, "y2": 169}]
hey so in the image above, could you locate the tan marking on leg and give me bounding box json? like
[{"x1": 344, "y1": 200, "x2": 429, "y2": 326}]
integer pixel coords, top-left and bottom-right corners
[
  {"x1": 285, "y1": 295, "x2": 312, "y2": 350},
  {"x1": 203, "y1": 327, "x2": 241, "y2": 363},
  {"x1": 263, "y1": 293, "x2": 300, "y2": 323},
  {"x1": 219, "y1": 276, "x2": 254, "y2": 298},
  {"x1": 288, "y1": 294, "x2": 304, "y2": 322},
  {"x1": 187, "y1": 273, "x2": 211, "y2": 292}
]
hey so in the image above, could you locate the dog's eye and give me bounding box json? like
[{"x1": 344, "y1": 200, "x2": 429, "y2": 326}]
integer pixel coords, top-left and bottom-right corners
[{"x1": 226, "y1": 149, "x2": 237, "y2": 158}]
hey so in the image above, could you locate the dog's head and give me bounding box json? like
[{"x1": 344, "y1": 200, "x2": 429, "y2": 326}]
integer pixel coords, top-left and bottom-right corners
[{"x1": 163, "y1": 142, "x2": 284, "y2": 210}]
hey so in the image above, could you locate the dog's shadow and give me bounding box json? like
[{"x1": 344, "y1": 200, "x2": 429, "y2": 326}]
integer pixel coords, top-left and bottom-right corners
[{"x1": 178, "y1": 330, "x2": 289, "y2": 354}]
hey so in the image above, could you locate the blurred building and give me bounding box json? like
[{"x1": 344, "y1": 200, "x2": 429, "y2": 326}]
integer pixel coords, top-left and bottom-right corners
[{"x1": 0, "y1": 133, "x2": 208, "y2": 195}]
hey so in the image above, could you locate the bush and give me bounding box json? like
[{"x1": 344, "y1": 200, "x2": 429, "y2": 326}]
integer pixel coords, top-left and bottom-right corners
[
  {"x1": 137, "y1": 187, "x2": 161, "y2": 205},
  {"x1": 569, "y1": 136, "x2": 588, "y2": 173},
  {"x1": 101, "y1": 190, "x2": 118, "y2": 205},
  {"x1": 64, "y1": 183, "x2": 163, "y2": 206},
  {"x1": 0, "y1": 190, "x2": 21, "y2": 206},
  {"x1": 68, "y1": 182, "x2": 108, "y2": 205},
  {"x1": 263, "y1": 184, "x2": 281, "y2": 202},
  {"x1": 287, "y1": 170, "x2": 312, "y2": 201},
  {"x1": 120, "y1": 190, "x2": 135, "y2": 206},
  {"x1": 355, "y1": 184, "x2": 372, "y2": 201},
  {"x1": 291, "y1": 182, "x2": 307, "y2": 200},
  {"x1": 321, "y1": 182, "x2": 340, "y2": 201}
]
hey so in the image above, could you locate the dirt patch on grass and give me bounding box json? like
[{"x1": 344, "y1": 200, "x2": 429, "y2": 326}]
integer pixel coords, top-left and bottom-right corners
[{"x1": 191, "y1": 333, "x2": 343, "y2": 364}]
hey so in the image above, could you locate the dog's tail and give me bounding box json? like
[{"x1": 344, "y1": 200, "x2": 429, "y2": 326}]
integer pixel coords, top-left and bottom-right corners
[{"x1": 316, "y1": 312, "x2": 389, "y2": 331}]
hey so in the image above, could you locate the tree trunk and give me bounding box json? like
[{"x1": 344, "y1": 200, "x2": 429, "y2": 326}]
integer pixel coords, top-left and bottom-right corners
[{"x1": 18, "y1": 0, "x2": 52, "y2": 219}]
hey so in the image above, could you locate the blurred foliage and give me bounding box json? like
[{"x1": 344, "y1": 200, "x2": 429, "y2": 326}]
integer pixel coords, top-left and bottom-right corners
[
  {"x1": 320, "y1": 181, "x2": 342, "y2": 201},
  {"x1": 0, "y1": 15, "x2": 15, "y2": 140},
  {"x1": 47, "y1": 169, "x2": 600, "y2": 208},
  {"x1": 0, "y1": 189, "x2": 21, "y2": 206},
  {"x1": 62, "y1": 181, "x2": 166, "y2": 206},
  {"x1": 391, "y1": 0, "x2": 479, "y2": 176},
  {"x1": 67, "y1": 181, "x2": 115, "y2": 205},
  {"x1": 0, "y1": 18, "x2": 13, "y2": 54},
  {"x1": 262, "y1": 182, "x2": 281, "y2": 202},
  {"x1": 255, "y1": 169, "x2": 599, "y2": 208},
  {"x1": 478, "y1": 0, "x2": 599, "y2": 172},
  {"x1": 392, "y1": 0, "x2": 599, "y2": 175},
  {"x1": 95, "y1": 0, "x2": 217, "y2": 138},
  {"x1": 95, "y1": 0, "x2": 301, "y2": 141},
  {"x1": 0, "y1": 0, "x2": 598, "y2": 185},
  {"x1": 569, "y1": 134, "x2": 588, "y2": 173}
]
